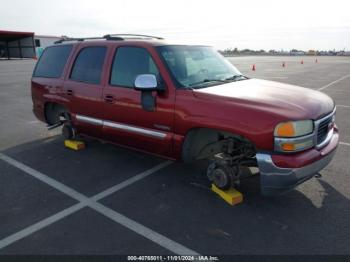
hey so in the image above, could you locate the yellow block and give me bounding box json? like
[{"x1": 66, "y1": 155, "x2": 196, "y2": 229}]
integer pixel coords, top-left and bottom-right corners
[
  {"x1": 64, "y1": 140, "x2": 85, "y2": 151},
  {"x1": 211, "y1": 184, "x2": 243, "y2": 206}
]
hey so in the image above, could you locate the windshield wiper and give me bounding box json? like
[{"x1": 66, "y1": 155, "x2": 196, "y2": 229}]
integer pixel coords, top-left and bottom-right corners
[
  {"x1": 225, "y1": 74, "x2": 249, "y2": 81},
  {"x1": 188, "y1": 75, "x2": 248, "y2": 89},
  {"x1": 189, "y1": 79, "x2": 229, "y2": 88}
]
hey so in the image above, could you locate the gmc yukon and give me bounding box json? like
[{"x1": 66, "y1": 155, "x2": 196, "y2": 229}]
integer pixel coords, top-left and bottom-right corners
[{"x1": 31, "y1": 34, "x2": 339, "y2": 195}]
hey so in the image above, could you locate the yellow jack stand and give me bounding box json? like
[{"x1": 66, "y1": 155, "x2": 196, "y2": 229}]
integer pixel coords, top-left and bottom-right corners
[
  {"x1": 211, "y1": 184, "x2": 243, "y2": 206},
  {"x1": 64, "y1": 140, "x2": 85, "y2": 151}
]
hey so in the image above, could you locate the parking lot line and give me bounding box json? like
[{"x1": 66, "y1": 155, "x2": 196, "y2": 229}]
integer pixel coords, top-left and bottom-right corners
[
  {"x1": 336, "y1": 105, "x2": 350, "y2": 108},
  {"x1": 340, "y1": 142, "x2": 350, "y2": 147},
  {"x1": 266, "y1": 76, "x2": 288, "y2": 79},
  {"x1": 91, "y1": 161, "x2": 172, "y2": 201},
  {"x1": 0, "y1": 153, "x2": 87, "y2": 202},
  {"x1": 89, "y1": 202, "x2": 199, "y2": 255},
  {"x1": 0, "y1": 202, "x2": 86, "y2": 250},
  {"x1": 0, "y1": 153, "x2": 198, "y2": 255},
  {"x1": 318, "y1": 73, "x2": 350, "y2": 91}
]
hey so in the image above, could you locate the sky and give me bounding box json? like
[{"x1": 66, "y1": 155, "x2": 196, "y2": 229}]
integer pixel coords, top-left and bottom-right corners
[{"x1": 1, "y1": 0, "x2": 350, "y2": 51}]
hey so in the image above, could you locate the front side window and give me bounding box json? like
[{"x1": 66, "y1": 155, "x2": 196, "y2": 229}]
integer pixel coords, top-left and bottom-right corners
[
  {"x1": 33, "y1": 45, "x2": 72, "y2": 78},
  {"x1": 70, "y1": 47, "x2": 106, "y2": 84},
  {"x1": 110, "y1": 47, "x2": 160, "y2": 88},
  {"x1": 157, "y1": 45, "x2": 243, "y2": 89}
]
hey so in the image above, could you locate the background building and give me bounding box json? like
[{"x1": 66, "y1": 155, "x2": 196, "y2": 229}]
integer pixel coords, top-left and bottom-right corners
[
  {"x1": 0, "y1": 30, "x2": 63, "y2": 59},
  {"x1": 0, "y1": 30, "x2": 35, "y2": 59},
  {"x1": 34, "y1": 35, "x2": 63, "y2": 57}
]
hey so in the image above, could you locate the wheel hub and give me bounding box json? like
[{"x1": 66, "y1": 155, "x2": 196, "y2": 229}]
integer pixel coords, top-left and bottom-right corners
[
  {"x1": 207, "y1": 159, "x2": 241, "y2": 190},
  {"x1": 212, "y1": 168, "x2": 229, "y2": 188}
]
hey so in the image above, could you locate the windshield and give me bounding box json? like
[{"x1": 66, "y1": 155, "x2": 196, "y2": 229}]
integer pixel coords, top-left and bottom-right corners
[{"x1": 157, "y1": 45, "x2": 243, "y2": 89}]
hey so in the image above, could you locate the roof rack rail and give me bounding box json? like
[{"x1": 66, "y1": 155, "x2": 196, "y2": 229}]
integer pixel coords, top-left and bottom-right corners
[
  {"x1": 103, "y1": 34, "x2": 164, "y2": 40},
  {"x1": 55, "y1": 34, "x2": 164, "y2": 44},
  {"x1": 54, "y1": 37, "x2": 105, "y2": 44}
]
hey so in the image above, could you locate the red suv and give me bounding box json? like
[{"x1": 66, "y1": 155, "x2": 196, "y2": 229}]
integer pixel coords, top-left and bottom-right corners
[{"x1": 31, "y1": 34, "x2": 339, "y2": 195}]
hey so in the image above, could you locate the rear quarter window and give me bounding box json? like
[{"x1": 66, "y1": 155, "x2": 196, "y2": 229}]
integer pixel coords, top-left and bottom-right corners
[{"x1": 33, "y1": 45, "x2": 73, "y2": 78}]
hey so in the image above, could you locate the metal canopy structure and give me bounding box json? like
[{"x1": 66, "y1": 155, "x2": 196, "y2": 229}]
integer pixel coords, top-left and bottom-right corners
[{"x1": 0, "y1": 30, "x2": 36, "y2": 59}]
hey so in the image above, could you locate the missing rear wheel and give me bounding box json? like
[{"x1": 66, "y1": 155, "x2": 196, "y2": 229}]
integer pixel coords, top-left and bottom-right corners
[{"x1": 62, "y1": 124, "x2": 76, "y2": 140}]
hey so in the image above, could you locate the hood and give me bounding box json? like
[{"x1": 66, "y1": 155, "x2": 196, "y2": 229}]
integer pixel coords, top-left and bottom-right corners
[{"x1": 193, "y1": 79, "x2": 335, "y2": 120}]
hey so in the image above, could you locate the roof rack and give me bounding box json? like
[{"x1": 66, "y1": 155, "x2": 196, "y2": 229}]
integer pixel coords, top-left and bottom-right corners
[
  {"x1": 54, "y1": 37, "x2": 104, "y2": 44},
  {"x1": 54, "y1": 34, "x2": 164, "y2": 44},
  {"x1": 104, "y1": 34, "x2": 164, "y2": 40}
]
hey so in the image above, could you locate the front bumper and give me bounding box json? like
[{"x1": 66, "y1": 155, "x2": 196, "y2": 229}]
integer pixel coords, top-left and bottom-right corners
[{"x1": 257, "y1": 130, "x2": 339, "y2": 195}]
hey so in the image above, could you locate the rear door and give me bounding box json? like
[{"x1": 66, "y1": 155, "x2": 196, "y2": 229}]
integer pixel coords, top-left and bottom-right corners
[
  {"x1": 64, "y1": 45, "x2": 108, "y2": 138},
  {"x1": 102, "y1": 45, "x2": 175, "y2": 156}
]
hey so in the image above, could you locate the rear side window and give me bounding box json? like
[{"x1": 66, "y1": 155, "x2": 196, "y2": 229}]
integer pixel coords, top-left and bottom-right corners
[
  {"x1": 33, "y1": 45, "x2": 72, "y2": 78},
  {"x1": 110, "y1": 47, "x2": 159, "y2": 88},
  {"x1": 70, "y1": 47, "x2": 106, "y2": 84}
]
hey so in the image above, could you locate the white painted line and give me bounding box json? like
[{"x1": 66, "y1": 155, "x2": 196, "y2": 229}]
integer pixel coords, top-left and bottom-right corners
[
  {"x1": 0, "y1": 202, "x2": 86, "y2": 249},
  {"x1": 318, "y1": 74, "x2": 350, "y2": 91},
  {"x1": 0, "y1": 160, "x2": 172, "y2": 250},
  {"x1": 0, "y1": 153, "x2": 87, "y2": 203},
  {"x1": 92, "y1": 161, "x2": 172, "y2": 201},
  {"x1": 340, "y1": 142, "x2": 350, "y2": 147},
  {"x1": 0, "y1": 154, "x2": 197, "y2": 254},
  {"x1": 336, "y1": 105, "x2": 350, "y2": 108},
  {"x1": 267, "y1": 76, "x2": 288, "y2": 79},
  {"x1": 90, "y1": 202, "x2": 198, "y2": 255}
]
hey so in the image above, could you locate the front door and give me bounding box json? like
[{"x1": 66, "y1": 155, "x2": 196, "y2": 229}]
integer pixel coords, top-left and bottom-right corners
[{"x1": 102, "y1": 46, "x2": 175, "y2": 157}]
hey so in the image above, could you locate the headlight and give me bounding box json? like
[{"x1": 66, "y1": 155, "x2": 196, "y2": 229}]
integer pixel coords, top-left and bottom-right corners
[
  {"x1": 274, "y1": 120, "x2": 313, "y2": 137},
  {"x1": 274, "y1": 120, "x2": 314, "y2": 152}
]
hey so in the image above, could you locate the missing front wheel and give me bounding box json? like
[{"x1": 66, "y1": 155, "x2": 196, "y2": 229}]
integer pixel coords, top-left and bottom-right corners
[{"x1": 207, "y1": 160, "x2": 240, "y2": 190}]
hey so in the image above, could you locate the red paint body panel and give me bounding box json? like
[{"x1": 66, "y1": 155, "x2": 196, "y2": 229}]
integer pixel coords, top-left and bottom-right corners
[
  {"x1": 31, "y1": 39, "x2": 337, "y2": 169},
  {"x1": 100, "y1": 43, "x2": 175, "y2": 157},
  {"x1": 62, "y1": 43, "x2": 110, "y2": 138}
]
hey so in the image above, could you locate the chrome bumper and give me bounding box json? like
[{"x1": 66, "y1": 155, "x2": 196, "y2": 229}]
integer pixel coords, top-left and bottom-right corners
[{"x1": 256, "y1": 149, "x2": 337, "y2": 195}]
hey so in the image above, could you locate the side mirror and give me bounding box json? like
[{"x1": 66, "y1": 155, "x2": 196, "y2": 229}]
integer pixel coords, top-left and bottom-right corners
[
  {"x1": 134, "y1": 74, "x2": 158, "y2": 91},
  {"x1": 134, "y1": 74, "x2": 159, "y2": 112}
]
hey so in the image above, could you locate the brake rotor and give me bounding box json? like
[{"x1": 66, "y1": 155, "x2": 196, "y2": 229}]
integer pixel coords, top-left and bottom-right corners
[
  {"x1": 212, "y1": 167, "x2": 230, "y2": 189},
  {"x1": 207, "y1": 161, "x2": 239, "y2": 190}
]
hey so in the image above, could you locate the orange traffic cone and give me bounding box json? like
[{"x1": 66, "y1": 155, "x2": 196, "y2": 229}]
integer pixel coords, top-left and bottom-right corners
[
  {"x1": 301, "y1": 60, "x2": 304, "y2": 65},
  {"x1": 315, "y1": 58, "x2": 318, "y2": 63},
  {"x1": 252, "y1": 64, "x2": 256, "y2": 71},
  {"x1": 282, "y1": 62, "x2": 286, "y2": 67}
]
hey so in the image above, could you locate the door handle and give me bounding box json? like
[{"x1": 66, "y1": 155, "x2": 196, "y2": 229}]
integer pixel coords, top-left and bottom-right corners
[
  {"x1": 66, "y1": 89, "x2": 73, "y2": 96},
  {"x1": 104, "y1": 94, "x2": 116, "y2": 103}
]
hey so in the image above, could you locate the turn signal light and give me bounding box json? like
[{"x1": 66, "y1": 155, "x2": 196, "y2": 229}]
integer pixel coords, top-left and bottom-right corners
[{"x1": 281, "y1": 143, "x2": 296, "y2": 151}]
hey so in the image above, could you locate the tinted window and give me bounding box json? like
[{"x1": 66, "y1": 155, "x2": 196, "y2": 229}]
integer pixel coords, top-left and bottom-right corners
[
  {"x1": 110, "y1": 47, "x2": 159, "y2": 87},
  {"x1": 33, "y1": 45, "x2": 72, "y2": 78},
  {"x1": 70, "y1": 47, "x2": 106, "y2": 84}
]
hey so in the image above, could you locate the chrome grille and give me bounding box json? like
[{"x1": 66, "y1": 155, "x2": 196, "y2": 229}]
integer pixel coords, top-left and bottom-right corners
[
  {"x1": 314, "y1": 108, "x2": 336, "y2": 149},
  {"x1": 317, "y1": 117, "x2": 332, "y2": 144}
]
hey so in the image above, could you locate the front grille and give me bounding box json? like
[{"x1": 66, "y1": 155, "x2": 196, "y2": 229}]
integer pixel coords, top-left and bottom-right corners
[{"x1": 317, "y1": 115, "x2": 333, "y2": 145}]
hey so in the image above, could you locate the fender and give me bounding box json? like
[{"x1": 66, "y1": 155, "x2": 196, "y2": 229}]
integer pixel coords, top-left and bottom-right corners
[{"x1": 174, "y1": 114, "x2": 274, "y2": 155}]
